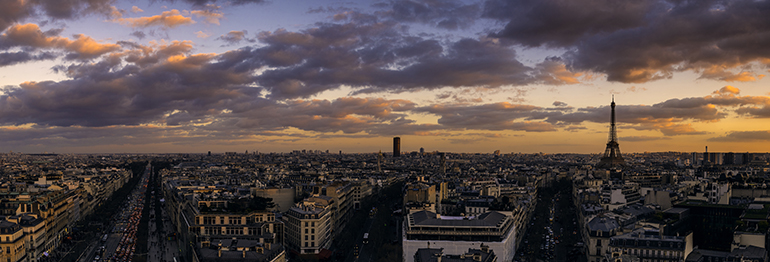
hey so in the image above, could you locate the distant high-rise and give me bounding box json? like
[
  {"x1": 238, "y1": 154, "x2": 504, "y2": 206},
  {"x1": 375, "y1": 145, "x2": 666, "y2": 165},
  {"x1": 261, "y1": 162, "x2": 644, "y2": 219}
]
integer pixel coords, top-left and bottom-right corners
[
  {"x1": 598, "y1": 96, "x2": 625, "y2": 168},
  {"x1": 393, "y1": 137, "x2": 401, "y2": 157}
]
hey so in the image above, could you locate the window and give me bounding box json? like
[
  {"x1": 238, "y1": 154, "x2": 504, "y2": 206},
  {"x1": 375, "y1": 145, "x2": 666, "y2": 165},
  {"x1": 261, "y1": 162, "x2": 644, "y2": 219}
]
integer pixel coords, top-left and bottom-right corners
[
  {"x1": 311, "y1": 229, "x2": 315, "y2": 234},
  {"x1": 305, "y1": 242, "x2": 308, "y2": 247},
  {"x1": 305, "y1": 229, "x2": 308, "y2": 234},
  {"x1": 311, "y1": 235, "x2": 315, "y2": 240},
  {"x1": 311, "y1": 222, "x2": 315, "y2": 227},
  {"x1": 305, "y1": 222, "x2": 308, "y2": 227},
  {"x1": 220, "y1": 217, "x2": 225, "y2": 224}
]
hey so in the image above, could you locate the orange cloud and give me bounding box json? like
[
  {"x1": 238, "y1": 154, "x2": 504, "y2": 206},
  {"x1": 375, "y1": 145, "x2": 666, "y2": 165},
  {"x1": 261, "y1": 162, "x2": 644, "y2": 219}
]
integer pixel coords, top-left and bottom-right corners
[
  {"x1": 699, "y1": 65, "x2": 765, "y2": 82},
  {"x1": 162, "y1": 53, "x2": 217, "y2": 72},
  {"x1": 712, "y1": 85, "x2": 740, "y2": 96},
  {"x1": 112, "y1": 9, "x2": 195, "y2": 28},
  {"x1": 534, "y1": 58, "x2": 583, "y2": 85},
  {"x1": 2, "y1": 23, "x2": 119, "y2": 59}
]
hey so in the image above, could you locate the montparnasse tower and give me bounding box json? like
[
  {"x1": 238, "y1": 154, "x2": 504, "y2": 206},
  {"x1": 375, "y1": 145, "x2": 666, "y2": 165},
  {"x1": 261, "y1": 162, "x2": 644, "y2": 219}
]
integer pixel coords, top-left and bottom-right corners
[{"x1": 597, "y1": 95, "x2": 626, "y2": 168}]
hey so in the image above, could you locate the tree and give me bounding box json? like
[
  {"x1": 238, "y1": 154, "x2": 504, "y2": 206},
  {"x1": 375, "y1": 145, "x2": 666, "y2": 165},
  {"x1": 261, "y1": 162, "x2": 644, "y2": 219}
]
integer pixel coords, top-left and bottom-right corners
[{"x1": 250, "y1": 196, "x2": 275, "y2": 211}]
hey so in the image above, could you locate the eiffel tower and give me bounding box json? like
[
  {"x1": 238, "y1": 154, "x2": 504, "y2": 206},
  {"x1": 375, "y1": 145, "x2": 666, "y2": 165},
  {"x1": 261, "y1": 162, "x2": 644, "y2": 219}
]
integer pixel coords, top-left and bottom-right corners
[{"x1": 598, "y1": 96, "x2": 625, "y2": 168}]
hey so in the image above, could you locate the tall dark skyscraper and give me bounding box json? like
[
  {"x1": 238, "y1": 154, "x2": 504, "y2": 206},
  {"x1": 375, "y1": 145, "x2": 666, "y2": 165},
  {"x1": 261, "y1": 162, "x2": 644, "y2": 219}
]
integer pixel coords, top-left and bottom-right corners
[
  {"x1": 598, "y1": 96, "x2": 625, "y2": 168},
  {"x1": 393, "y1": 137, "x2": 401, "y2": 157}
]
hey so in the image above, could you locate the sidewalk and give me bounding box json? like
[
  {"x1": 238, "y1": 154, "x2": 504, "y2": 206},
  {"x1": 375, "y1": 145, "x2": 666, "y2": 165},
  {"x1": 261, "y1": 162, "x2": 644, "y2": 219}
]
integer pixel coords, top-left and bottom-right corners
[{"x1": 147, "y1": 207, "x2": 181, "y2": 262}]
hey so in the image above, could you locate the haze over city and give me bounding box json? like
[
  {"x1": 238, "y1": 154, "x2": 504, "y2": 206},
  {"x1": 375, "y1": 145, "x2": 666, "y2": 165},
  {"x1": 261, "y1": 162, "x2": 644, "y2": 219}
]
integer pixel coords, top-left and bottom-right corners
[{"x1": 1, "y1": 0, "x2": 770, "y2": 154}]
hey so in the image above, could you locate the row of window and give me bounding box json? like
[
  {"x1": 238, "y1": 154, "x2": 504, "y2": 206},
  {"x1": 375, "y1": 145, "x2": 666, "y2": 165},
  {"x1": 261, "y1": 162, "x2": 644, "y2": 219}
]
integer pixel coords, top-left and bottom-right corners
[
  {"x1": 198, "y1": 215, "x2": 274, "y2": 225},
  {"x1": 201, "y1": 226, "x2": 265, "y2": 236},
  {"x1": 609, "y1": 248, "x2": 682, "y2": 259}
]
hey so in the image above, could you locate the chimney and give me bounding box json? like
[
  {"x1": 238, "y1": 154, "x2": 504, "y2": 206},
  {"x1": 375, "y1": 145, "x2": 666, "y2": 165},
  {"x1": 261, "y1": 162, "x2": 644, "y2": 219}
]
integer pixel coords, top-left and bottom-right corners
[{"x1": 473, "y1": 253, "x2": 482, "y2": 261}]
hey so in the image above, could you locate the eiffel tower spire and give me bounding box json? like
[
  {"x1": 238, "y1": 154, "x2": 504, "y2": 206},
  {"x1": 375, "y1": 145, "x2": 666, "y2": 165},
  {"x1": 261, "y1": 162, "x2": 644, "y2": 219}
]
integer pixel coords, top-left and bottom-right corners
[{"x1": 598, "y1": 95, "x2": 625, "y2": 168}]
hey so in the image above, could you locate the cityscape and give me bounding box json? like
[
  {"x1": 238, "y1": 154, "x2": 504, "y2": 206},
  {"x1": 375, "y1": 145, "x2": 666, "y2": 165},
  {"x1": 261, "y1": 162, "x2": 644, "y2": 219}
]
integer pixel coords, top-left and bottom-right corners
[
  {"x1": 1, "y1": 98, "x2": 769, "y2": 262},
  {"x1": 2, "y1": 0, "x2": 770, "y2": 262}
]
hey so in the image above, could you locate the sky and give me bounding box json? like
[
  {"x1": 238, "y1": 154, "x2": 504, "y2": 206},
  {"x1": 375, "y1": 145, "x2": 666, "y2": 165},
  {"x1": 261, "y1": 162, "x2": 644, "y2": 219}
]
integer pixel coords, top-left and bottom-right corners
[{"x1": 1, "y1": 0, "x2": 770, "y2": 154}]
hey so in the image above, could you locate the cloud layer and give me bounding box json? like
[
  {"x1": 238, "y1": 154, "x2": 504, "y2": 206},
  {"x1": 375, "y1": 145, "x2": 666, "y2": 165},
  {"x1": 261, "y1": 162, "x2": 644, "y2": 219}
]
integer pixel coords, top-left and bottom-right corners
[
  {"x1": 485, "y1": 0, "x2": 770, "y2": 83},
  {"x1": 2, "y1": 0, "x2": 770, "y2": 152}
]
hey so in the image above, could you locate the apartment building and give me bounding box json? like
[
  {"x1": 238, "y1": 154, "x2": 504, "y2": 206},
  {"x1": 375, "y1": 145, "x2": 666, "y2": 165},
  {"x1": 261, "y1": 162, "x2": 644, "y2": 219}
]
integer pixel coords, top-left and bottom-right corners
[
  {"x1": 608, "y1": 228, "x2": 693, "y2": 261},
  {"x1": 282, "y1": 196, "x2": 333, "y2": 256},
  {"x1": 164, "y1": 178, "x2": 286, "y2": 262},
  {"x1": 0, "y1": 219, "x2": 25, "y2": 262},
  {"x1": 403, "y1": 210, "x2": 516, "y2": 262},
  {"x1": 585, "y1": 216, "x2": 621, "y2": 262}
]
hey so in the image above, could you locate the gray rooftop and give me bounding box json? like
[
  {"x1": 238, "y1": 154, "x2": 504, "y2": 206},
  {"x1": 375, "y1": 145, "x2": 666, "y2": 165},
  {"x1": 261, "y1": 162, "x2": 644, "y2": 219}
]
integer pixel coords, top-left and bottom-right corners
[
  {"x1": 409, "y1": 210, "x2": 508, "y2": 228},
  {"x1": 587, "y1": 216, "x2": 620, "y2": 232}
]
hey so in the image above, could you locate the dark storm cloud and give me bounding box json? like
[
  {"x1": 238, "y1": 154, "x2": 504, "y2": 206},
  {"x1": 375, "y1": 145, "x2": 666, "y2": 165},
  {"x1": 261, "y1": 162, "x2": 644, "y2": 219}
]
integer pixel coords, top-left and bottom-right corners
[
  {"x1": 414, "y1": 103, "x2": 557, "y2": 131},
  {"x1": 0, "y1": 0, "x2": 33, "y2": 32},
  {"x1": 375, "y1": 0, "x2": 481, "y2": 30},
  {"x1": 252, "y1": 21, "x2": 535, "y2": 99},
  {"x1": 484, "y1": 0, "x2": 654, "y2": 47},
  {"x1": 0, "y1": 0, "x2": 116, "y2": 32},
  {"x1": 485, "y1": 0, "x2": 770, "y2": 83},
  {"x1": 0, "y1": 51, "x2": 57, "y2": 66}
]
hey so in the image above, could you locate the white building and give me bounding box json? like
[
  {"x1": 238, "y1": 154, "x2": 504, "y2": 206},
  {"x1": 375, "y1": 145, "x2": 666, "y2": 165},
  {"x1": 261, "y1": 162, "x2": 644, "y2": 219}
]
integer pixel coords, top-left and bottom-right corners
[{"x1": 402, "y1": 210, "x2": 515, "y2": 262}]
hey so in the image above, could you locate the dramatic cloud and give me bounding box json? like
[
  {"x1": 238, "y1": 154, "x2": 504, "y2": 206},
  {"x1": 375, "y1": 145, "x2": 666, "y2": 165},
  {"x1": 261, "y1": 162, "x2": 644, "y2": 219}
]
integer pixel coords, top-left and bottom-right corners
[
  {"x1": 709, "y1": 131, "x2": 770, "y2": 142},
  {"x1": 486, "y1": 0, "x2": 770, "y2": 83},
  {"x1": 414, "y1": 102, "x2": 557, "y2": 132},
  {"x1": 0, "y1": 23, "x2": 120, "y2": 59},
  {"x1": 0, "y1": 51, "x2": 57, "y2": 66},
  {"x1": 252, "y1": 21, "x2": 536, "y2": 99},
  {"x1": 532, "y1": 57, "x2": 584, "y2": 85},
  {"x1": 112, "y1": 9, "x2": 195, "y2": 28},
  {"x1": 0, "y1": 0, "x2": 120, "y2": 32},
  {"x1": 0, "y1": 0, "x2": 33, "y2": 32},
  {"x1": 375, "y1": 0, "x2": 481, "y2": 30}
]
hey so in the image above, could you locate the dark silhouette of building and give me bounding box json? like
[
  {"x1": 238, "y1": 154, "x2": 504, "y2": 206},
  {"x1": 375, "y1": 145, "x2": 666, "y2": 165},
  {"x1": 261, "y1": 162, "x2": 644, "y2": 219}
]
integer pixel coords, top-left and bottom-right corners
[
  {"x1": 393, "y1": 137, "x2": 401, "y2": 157},
  {"x1": 598, "y1": 96, "x2": 625, "y2": 168}
]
